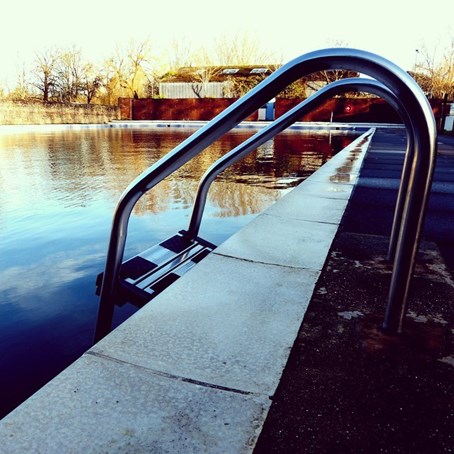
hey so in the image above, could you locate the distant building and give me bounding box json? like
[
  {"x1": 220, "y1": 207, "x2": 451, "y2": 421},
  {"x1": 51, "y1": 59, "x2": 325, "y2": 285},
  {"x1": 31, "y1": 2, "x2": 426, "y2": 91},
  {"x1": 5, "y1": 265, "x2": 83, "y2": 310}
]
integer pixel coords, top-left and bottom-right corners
[
  {"x1": 158, "y1": 65, "x2": 277, "y2": 99},
  {"x1": 158, "y1": 65, "x2": 359, "y2": 99}
]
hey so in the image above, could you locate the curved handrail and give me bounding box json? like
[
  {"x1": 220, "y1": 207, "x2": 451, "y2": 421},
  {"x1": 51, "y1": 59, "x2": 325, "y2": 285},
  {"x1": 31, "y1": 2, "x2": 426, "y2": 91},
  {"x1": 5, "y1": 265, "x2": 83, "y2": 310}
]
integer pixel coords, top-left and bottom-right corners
[
  {"x1": 95, "y1": 48, "x2": 437, "y2": 341},
  {"x1": 388, "y1": 122, "x2": 414, "y2": 260},
  {"x1": 187, "y1": 77, "x2": 414, "y2": 238}
]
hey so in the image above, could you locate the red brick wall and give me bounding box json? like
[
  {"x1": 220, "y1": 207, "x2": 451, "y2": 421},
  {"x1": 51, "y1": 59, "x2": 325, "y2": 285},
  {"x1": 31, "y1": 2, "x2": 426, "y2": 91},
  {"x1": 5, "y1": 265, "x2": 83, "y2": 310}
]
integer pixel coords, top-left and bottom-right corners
[
  {"x1": 126, "y1": 98, "x2": 258, "y2": 121},
  {"x1": 274, "y1": 98, "x2": 403, "y2": 123},
  {"x1": 118, "y1": 98, "x2": 132, "y2": 120},
  {"x1": 120, "y1": 97, "x2": 443, "y2": 124}
]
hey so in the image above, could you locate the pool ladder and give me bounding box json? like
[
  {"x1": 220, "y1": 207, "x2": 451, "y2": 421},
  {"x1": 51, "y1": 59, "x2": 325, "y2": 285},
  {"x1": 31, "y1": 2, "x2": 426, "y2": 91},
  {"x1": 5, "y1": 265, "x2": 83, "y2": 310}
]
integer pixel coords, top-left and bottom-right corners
[{"x1": 94, "y1": 48, "x2": 437, "y2": 342}]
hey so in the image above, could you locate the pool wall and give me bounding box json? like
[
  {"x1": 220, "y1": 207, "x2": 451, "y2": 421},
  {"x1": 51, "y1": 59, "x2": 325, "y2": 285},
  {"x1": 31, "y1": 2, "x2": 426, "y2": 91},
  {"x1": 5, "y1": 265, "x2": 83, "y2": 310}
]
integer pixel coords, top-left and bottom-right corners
[
  {"x1": 0, "y1": 119, "x2": 397, "y2": 136},
  {"x1": 0, "y1": 102, "x2": 118, "y2": 126}
]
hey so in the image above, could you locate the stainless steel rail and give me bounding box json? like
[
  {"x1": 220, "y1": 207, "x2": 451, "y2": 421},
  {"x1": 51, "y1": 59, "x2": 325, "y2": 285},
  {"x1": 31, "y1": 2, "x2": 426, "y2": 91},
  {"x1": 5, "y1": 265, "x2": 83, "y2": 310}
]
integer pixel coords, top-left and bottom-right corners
[
  {"x1": 187, "y1": 77, "x2": 414, "y2": 238},
  {"x1": 95, "y1": 48, "x2": 437, "y2": 342},
  {"x1": 388, "y1": 122, "x2": 414, "y2": 260}
]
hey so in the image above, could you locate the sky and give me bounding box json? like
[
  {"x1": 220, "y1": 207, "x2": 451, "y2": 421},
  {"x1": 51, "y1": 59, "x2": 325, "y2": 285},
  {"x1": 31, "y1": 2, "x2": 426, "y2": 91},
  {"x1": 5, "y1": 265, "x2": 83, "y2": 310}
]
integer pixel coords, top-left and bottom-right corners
[{"x1": 0, "y1": 0, "x2": 453, "y2": 89}]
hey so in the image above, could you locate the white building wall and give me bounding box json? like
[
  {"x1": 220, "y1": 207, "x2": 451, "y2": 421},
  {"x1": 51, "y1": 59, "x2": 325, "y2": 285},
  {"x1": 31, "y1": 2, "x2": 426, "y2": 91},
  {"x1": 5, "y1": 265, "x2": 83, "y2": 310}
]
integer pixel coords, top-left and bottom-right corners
[{"x1": 159, "y1": 82, "x2": 232, "y2": 99}]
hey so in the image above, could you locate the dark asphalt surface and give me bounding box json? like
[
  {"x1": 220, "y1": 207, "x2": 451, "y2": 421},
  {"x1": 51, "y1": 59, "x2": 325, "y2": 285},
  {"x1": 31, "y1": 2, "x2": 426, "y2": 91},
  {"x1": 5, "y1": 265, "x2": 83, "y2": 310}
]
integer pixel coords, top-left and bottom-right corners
[
  {"x1": 342, "y1": 129, "x2": 454, "y2": 271},
  {"x1": 254, "y1": 128, "x2": 454, "y2": 453}
]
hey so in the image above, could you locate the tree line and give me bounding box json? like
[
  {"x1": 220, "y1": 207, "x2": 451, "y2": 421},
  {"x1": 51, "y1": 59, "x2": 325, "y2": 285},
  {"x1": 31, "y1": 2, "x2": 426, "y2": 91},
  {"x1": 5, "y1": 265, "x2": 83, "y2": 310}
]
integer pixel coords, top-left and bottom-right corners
[
  {"x1": 413, "y1": 40, "x2": 454, "y2": 101},
  {"x1": 1, "y1": 34, "x2": 453, "y2": 105},
  {"x1": 1, "y1": 34, "x2": 280, "y2": 105}
]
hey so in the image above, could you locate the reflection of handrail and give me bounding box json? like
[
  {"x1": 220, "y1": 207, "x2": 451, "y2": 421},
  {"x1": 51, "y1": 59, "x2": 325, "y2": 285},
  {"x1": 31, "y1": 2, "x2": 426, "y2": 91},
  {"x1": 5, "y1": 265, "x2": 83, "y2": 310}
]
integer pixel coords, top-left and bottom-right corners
[
  {"x1": 187, "y1": 77, "x2": 413, "y2": 238},
  {"x1": 95, "y1": 48, "x2": 436, "y2": 342}
]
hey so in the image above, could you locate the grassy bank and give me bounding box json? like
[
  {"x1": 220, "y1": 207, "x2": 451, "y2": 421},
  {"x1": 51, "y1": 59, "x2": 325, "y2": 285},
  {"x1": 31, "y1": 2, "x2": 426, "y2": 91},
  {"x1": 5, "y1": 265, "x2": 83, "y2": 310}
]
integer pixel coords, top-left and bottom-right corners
[{"x1": 0, "y1": 101, "x2": 119, "y2": 125}]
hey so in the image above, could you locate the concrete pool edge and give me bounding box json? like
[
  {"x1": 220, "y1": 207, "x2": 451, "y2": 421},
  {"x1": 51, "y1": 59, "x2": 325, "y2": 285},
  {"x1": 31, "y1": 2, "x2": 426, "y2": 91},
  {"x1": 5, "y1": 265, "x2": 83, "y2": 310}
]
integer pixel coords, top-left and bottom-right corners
[
  {"x1": 0, "y1": 129, "x2": 376, "y2": 452},
  {"x1": 0, "y1": 119, "x2": 401, "y2": 135}
]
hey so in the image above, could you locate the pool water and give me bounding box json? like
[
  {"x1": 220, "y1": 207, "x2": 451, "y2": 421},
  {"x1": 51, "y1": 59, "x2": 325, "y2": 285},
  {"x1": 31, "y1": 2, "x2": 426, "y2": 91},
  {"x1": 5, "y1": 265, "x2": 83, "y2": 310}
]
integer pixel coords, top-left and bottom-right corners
[{"x1": 0, "y1": 126, "x2": 358, "y2": 418}]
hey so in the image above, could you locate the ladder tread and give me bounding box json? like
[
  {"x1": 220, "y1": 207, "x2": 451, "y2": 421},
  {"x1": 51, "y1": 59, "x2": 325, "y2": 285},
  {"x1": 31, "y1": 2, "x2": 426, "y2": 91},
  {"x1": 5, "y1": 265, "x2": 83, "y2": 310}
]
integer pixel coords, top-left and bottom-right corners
[{"x1": 96, "y1": 231, "x2": 215, "y2": 307}]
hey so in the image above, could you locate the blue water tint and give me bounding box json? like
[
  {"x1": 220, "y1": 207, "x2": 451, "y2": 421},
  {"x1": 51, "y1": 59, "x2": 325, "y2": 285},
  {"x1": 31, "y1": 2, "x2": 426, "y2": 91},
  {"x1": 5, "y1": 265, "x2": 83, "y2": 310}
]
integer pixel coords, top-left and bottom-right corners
[{"x1": 0, "y1": 126, "x2": 357, "y2": 418}]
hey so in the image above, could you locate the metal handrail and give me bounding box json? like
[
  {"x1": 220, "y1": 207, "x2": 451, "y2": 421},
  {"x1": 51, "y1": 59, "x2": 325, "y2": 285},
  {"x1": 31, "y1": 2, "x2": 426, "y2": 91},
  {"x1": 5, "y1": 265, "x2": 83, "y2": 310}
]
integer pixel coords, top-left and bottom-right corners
[
  {"x1": 95, "y1": 48, "x2": 436, "y2": 341},
  {"x1": 388, "y1": 122, "x2": 414, "y2": 260},
  {"x1": 187, "y1": 77, "x2": 414, "y2": 238}
]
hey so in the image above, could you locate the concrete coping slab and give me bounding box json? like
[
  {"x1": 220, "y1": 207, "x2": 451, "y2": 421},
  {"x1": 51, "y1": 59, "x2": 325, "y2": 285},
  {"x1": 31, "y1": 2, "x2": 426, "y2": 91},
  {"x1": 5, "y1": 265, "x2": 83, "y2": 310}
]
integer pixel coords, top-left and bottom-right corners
[{"x1": 0, "y1": 128, "x2": 375, "y2": 453}]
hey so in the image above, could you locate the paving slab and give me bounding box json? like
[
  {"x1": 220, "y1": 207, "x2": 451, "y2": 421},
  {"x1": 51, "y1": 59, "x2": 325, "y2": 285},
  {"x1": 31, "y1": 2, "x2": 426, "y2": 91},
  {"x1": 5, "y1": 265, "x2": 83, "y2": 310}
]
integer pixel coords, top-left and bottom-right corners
[
  {"x1": 304, "y1": 128, "x2": 374, "y2": 184},
  {"x1": 93, "y1": 254, "x2": 320, "y2": 395},
  {"x1": 215, "y1": 214, "x2": 338, "y2": 269},
  {"x1": 1, "y1": 353, "x2": 270, "y2": 454},
  {"x1": 264, "y1": 191, "x2": 349, "y2": 225},
  {"x1": 279, "y1": 177, "x2": 354, "y2": 199}
]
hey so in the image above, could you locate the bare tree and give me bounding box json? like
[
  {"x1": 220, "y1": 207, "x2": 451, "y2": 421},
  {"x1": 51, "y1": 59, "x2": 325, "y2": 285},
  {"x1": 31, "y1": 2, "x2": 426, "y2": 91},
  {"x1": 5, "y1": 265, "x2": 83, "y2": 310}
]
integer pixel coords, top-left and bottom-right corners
[
  {"x1": 165, "y1": 39, "x2": 196, "y2": 72},
  {"x1": 55, "y1": 47, "x2": 84, "y2": 102},
  {"x1": 102, "y1": 40, "x2": 153, "y2": 101},
  {"x1": 172, "y1": 35, "x2": 279, "y2": 98},
  {"x1": 8, "y1": 64, "x2": 32, "y2": 100},
  {"x1": 124, "y1": 40, "x2": 152, "y2": 97},
  {"x1": 33, "y1": 48, "x2": 59, "y2": 101},
  {"x1": 211, "y1": 32, "x2": 277, "y2": 66},
  {"x1": 101, "y1": 50, "x2": 127, "y2": 103},
  {"x1": 80, "y1": 63, "x2": 102, "y2": 104},
  {"x1": 416, "y1": 39, "x2": 454, "y2": 99}
]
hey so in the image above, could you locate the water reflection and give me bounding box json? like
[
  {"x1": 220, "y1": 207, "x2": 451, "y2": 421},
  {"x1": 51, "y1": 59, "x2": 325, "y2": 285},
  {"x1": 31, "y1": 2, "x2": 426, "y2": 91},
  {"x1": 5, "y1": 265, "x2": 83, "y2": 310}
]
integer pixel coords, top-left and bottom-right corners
[
  {"x1": 0, "y1": 126, "x2": 356, "y2": 418},
  {"x1": 0, "y1": 128, "x2": 353, "y2": 219}
]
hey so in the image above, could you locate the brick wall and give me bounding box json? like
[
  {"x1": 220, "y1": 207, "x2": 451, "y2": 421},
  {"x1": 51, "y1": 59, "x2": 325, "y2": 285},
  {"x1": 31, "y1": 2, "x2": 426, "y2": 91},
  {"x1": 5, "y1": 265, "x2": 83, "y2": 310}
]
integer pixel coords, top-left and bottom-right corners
[
  {"x1": 120, "y1": 98, "x2": 258, "y2": 121},
  {"x1": 118, "y1": 98, "x2": 132, "y2": 120},
  {"x1": 274, "y1": 98, "x2": 403, "y2": 123},
  {"x1": 275, "y1": 98, "x2": 444, "y2": 124},
  {"x1": 120, "y1": 97, "x2": 444, "y2": 125}
]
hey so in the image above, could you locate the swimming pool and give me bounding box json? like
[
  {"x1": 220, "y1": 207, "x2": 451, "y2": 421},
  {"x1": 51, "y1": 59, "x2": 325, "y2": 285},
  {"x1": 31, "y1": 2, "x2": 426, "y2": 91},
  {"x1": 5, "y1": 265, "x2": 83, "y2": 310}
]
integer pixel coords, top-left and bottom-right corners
[{"x1": 0, "y1": 125, "x2": 359, "y2": 418}]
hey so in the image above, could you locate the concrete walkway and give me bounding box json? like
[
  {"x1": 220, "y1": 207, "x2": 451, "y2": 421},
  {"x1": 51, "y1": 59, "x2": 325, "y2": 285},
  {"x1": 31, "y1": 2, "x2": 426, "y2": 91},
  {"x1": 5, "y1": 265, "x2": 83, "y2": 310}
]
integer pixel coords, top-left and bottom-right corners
[{"x1": 0, "y1": 130, "x2": 374, "y2": 452}]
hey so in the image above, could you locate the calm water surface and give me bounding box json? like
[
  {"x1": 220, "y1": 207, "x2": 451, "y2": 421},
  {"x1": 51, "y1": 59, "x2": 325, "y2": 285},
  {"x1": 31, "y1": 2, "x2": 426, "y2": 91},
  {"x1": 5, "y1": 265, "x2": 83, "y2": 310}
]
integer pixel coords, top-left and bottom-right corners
[{"x1": 0, "y1": 126, "x2": 357, "y2": 418}]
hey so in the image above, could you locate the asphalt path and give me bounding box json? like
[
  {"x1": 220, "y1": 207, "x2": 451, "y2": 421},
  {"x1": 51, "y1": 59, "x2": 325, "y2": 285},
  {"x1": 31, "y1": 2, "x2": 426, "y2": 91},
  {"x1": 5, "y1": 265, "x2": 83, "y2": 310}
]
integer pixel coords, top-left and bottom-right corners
[{"x1": 342, "y1": 128, "x2": 454, "y2": 272}]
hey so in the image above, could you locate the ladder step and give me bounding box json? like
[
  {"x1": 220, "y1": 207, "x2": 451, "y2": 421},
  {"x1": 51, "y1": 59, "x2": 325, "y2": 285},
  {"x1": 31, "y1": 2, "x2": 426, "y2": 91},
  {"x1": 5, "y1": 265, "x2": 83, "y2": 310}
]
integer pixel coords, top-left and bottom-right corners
[{"x1": 96, "y1": 231, "x2": 216, "y2": 307}]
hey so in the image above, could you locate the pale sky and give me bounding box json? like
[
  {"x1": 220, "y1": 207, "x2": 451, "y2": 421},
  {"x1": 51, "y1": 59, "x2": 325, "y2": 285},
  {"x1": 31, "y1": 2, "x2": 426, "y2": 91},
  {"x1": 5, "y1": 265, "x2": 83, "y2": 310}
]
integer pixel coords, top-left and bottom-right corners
[{"x1": 1, "y1": 0, "x2": 453, "y2": 89}]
